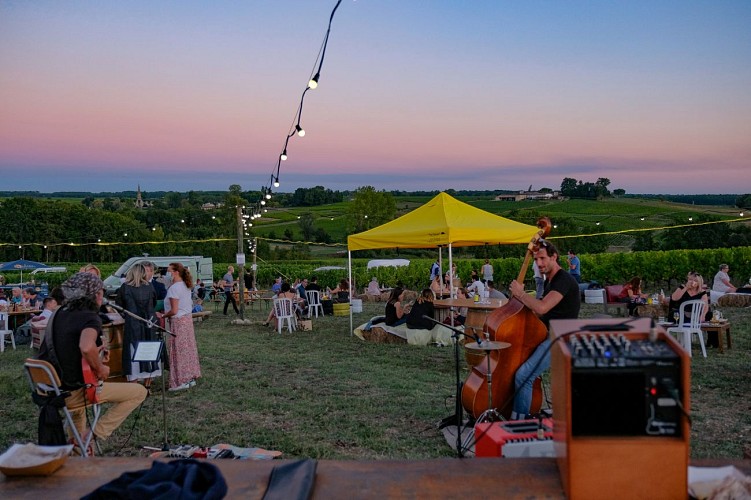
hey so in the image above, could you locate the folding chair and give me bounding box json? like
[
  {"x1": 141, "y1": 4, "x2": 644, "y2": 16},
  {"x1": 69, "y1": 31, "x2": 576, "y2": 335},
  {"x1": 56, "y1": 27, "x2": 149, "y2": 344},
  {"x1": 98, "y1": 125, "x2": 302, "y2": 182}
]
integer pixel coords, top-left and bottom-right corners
[
  {"x1": 273, "y1": 298, "x2": 297, "y2": 334},
  {"x1": 24, "y1": 358, "x2": 100, "y2": 457},
  {"x1": 666, "y1": 300, "x2": 707, "y2": 358},
  {"x1": 306, "y1": 290, "x2": 324, "y2": 318},
  {"x1": 0, "y1": 311, "x2": 15, "y2": 352}
]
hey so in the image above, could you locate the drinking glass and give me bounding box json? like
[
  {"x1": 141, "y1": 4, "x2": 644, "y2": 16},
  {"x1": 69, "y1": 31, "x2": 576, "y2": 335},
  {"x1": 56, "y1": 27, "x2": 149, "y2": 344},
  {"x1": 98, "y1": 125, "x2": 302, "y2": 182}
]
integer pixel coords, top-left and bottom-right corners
[{"x1": 673, "y1": 312, "x2": 680, "y2": 325}]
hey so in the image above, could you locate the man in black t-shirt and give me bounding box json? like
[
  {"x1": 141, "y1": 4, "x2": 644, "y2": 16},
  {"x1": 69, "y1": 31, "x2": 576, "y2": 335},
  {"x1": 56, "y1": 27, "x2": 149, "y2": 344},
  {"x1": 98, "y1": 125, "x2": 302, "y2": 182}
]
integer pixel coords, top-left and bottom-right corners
[
  {"x1": 508, "y1": 240, "x2": 580, "y2": 419},
  {"x1": 39, "y1": 272, "x2": 146, "y2": 449}
]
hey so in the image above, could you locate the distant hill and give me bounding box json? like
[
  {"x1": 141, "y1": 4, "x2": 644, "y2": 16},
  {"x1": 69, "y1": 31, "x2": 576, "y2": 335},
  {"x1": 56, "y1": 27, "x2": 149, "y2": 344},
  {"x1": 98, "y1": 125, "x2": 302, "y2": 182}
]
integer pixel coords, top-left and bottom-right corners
[{"x1": 0, "y1": 190, "x2": 742, "y2": 207}]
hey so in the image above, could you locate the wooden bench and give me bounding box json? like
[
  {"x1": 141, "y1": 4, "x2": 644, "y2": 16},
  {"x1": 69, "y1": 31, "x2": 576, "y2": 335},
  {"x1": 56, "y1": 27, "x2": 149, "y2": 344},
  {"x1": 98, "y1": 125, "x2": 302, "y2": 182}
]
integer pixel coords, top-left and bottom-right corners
[
  {"x1": 601, "y1": 285, "x2": 628, "y2": 316},
  {"x1": 191, "y1": 310, "x2": 213, "y2": 322}
]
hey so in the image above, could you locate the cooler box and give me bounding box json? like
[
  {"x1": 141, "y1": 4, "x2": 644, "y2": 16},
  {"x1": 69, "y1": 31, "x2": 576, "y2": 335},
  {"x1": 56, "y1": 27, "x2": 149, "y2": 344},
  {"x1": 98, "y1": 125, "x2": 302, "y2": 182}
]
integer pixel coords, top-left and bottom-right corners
[
  {"x1": 333, "y1": 303, "x2": 349, "y2": 316},
  {"x1": 584, "y1": 289, "x2": 604, "y2": 304},
  {"x1": 350, "y1": 299, "x2": 363, "y2": 313}
]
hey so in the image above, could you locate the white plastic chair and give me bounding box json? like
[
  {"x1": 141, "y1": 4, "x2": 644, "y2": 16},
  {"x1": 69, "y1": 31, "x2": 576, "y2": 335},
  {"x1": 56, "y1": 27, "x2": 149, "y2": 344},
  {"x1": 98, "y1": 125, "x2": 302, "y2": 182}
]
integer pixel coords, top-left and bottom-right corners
[
  {"x1": 0, "y1": 311, "x2": 15, "y2": 352},
  {"x1": 666, "y1": 299, "x2": 707, "y2": 358},
  {"x1": 306, "y1": 290, "x2": 323, "y2": 318},
  {"x1": 273, "y1": 298, "x2": 297, "y2": 334}
]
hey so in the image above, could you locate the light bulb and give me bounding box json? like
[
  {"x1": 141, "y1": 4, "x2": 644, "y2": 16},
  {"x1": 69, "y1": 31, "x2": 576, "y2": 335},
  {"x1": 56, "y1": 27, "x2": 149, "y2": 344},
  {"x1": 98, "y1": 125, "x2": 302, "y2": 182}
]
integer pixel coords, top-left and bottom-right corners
[
  {"x1": 281, "y1": 150, "x2": 287, "y2": 161},
  {"x1": 261, "y1": 200, "x2": 266, "y2": 205},
  {"x1": 274, "y1": 178, "x2": 280, "y2": 188},
  {"x1": 263, "y1": 209, "x2": 267, "y2": 213},
  {"x1": 308, "y1": 73, "x2": 319, "y2": 89},
  {"x1": 296, "y1": 124, "x2": 305, "y2": 137}
]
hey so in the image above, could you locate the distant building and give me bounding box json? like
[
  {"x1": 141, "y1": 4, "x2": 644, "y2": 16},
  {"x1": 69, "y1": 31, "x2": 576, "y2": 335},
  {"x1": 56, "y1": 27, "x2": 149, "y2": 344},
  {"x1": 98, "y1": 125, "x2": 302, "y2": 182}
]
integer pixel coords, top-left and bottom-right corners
[
  {"x1": 201, "y1": 202, "x2": 223, "y2": 210},
  {"x1": 495, "y1": 189, "x2": 563, "y2": 202},
  {"x1": 134, "y1": 185, "x2": 152, "y2": 208}
]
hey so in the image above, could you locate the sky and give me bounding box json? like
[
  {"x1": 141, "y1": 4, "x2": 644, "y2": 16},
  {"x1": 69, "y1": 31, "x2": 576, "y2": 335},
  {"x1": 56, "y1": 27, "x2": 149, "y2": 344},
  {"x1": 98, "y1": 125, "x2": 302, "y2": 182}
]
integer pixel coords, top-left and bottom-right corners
[{"x1": 1, "y1": 0, "x2": 750, "y2": 195}]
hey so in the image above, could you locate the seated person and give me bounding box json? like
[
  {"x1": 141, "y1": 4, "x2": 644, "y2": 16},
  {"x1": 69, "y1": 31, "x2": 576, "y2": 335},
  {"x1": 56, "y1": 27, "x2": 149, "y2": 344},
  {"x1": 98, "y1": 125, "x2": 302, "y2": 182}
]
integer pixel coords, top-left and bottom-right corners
[
  {"x1": 10, "y1": 287, "x2": 23, "y2": 305},
  {"x1": 385, "y1": 287, "x2": 408, "y2": 327},
  {"x1": 296, "y1": 278, "x2": 308, "y2": 307},
  {"x1": 669, "y1": 272, "x2": 710, "y2": 322},
  {"x1": 430, "y1": 275, "x2": 450, "y2": 297},
  {"x1": 25, "y1": 288, "x2": 40, "y2": 309},
  {"x1": 38, "y1": 272, "x2": 147, "y2": 453},
  {"x1": 263, "y1": 282, "x2": 303, "y2": 327},
  {"x1": 330, "y1": 279, "x2": 350, "y2": 303},
  {"x1": 443, "y1": 288, "x2": 468, "y2": 326},
  {"x1": 0, "y1": 290, "x2": 8, "y2": 308},
  {"x1": 712, "y1": 264, "x2": 736, "y2": 293},
  {"x1": 366, "y1": 277, "x2": 381, "y2": 296},
  {"x1": 33, "y1": 297, "x2": 59, "y2": 323},
  {"x1": 469, "y1": 269, "x2": 479, "y2": 284},
  {"x1": 192, "y1": 299, "x2": 204, "y2": 313},
  {"x1": 466, "y1": 276, "x2": 485, "y2": 297},
  {"x1": 616, "y1": 277, "x2": 648, "y2": 316},
  {"x1": 406, "y1": 289, "x2": 435, "y2": 330},
  {"x1": 271, "y1": 277, "x2": 283, "y2": 294},
  {"x1": 486, "y1": 280, "x2": 507, "y2": 299},
  {"x1": 306, "y1": 276, "x2": 322, "y2": 293}
]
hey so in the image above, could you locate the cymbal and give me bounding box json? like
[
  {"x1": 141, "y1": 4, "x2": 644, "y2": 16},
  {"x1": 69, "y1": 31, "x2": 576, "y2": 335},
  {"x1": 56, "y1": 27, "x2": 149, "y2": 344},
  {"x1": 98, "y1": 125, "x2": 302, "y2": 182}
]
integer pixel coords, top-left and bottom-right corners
[{"x1": 464, "y1": 340, "x2": 511, "y2": 351}]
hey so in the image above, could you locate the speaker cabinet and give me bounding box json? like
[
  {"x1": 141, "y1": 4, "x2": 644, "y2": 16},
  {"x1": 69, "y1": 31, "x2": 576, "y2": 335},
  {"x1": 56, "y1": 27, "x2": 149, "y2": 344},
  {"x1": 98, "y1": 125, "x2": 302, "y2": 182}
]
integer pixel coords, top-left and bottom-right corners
[{"x1": 550, "y1": 318, "x2": 690, "y2": 500}]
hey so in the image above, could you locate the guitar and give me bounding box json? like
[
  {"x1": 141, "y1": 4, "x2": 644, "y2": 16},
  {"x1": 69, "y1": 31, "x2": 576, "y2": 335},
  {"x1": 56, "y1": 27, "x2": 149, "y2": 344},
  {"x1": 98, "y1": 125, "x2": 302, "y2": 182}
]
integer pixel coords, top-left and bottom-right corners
[{"x1": 81, "y1": 347, "x2": 107, "y2": 404}]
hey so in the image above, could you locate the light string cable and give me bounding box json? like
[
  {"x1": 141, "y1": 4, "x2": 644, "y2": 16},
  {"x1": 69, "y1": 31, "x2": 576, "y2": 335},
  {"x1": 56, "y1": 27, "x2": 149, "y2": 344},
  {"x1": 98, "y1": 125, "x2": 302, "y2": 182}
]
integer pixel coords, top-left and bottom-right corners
[{"x1": 253, "y1": 0, "x2": 343, "y2": 218}]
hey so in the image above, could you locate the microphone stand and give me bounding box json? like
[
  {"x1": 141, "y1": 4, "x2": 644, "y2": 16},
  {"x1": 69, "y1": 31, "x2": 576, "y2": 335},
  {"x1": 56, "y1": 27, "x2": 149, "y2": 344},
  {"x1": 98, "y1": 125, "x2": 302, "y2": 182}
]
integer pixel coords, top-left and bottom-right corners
[
  {"x1": 106, "y1": 300, "x2": 175, "y2": 451},
  {"x1": 422, "y1": 315, "x2": 482, "y2": 458}
]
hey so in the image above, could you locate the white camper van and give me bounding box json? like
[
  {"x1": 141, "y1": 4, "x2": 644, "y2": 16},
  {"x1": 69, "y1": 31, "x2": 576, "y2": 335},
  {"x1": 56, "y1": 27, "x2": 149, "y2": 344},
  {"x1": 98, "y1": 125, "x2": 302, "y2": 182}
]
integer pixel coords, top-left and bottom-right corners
[{"x1": 103, "y1": 256, "x2": 213, "y2": 296}]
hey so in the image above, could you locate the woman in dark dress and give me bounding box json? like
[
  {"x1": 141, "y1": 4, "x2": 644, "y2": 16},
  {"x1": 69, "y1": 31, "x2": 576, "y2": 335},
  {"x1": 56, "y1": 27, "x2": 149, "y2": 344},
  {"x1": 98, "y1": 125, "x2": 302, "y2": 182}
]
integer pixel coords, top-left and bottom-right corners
[
  {"x1": 406, "y1": 289, "x2": 435, "y2": 330},
  {"x1": 384, "y1": 287, "x2": 407, "y2": 327},
  {"x1": 116, "y1": 263, "x2": 161, "y2": 384}
]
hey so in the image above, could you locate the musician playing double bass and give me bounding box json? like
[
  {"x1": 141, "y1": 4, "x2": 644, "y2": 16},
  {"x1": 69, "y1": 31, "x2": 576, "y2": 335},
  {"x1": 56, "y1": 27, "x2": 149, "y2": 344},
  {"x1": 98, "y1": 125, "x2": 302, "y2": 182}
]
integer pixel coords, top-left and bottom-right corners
[{"x1": 507, "y1": 239, "x2": 580, "y2": 420}]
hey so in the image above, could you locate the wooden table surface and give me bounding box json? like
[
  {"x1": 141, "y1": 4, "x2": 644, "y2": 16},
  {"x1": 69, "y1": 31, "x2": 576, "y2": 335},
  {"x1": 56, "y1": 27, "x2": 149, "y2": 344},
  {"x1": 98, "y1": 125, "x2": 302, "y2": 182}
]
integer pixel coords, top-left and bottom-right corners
[
  {"x1": 434, "y1": 297, "x2": 506, "y2": 310},
  {"x1": 2, "y1": 457, "x2": 749, "y2": 499}
]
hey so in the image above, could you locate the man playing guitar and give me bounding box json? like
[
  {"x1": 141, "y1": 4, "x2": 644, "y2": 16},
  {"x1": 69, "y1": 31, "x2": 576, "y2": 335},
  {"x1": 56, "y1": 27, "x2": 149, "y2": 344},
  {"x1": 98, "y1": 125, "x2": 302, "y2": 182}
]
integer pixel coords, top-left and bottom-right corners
[{"x1": 38, "y1": 272, "x2": 146, "y2": 453}]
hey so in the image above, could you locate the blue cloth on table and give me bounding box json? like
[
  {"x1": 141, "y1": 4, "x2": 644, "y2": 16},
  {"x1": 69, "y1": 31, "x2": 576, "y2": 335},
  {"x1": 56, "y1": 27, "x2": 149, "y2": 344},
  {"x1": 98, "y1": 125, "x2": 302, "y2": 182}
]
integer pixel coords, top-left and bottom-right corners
[{"x1": 82, "y1": 458, "x2": 227, "y2": 500}]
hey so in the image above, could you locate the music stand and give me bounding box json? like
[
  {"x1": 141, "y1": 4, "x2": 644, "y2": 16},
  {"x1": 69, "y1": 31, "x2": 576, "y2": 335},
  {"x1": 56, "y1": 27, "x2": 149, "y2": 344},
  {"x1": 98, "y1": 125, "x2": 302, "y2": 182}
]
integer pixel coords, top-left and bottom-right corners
[{"x1": 107, "y1": 301, "x2": 174, "y2": 451}]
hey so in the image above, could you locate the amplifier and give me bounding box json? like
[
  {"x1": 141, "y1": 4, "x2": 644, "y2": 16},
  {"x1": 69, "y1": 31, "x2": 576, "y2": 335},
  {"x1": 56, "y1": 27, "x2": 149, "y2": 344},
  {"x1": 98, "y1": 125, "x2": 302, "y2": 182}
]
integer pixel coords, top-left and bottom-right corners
[
  {"x1": 475, "y1": 418, "x2": 553, "y2": 458},
  {"x1": 550, "y1": 318, "x2": 690, "y2": 500},
  {"x1": 567, "y1": 332, "x2": 682, "y2": 437}
]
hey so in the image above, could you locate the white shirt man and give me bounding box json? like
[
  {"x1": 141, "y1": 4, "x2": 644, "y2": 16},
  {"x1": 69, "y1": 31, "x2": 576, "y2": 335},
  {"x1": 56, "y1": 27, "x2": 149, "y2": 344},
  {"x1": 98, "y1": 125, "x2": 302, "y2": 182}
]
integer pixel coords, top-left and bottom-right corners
[{"x1": 466, "y1": 277, "x2": 485, "y2": 296}]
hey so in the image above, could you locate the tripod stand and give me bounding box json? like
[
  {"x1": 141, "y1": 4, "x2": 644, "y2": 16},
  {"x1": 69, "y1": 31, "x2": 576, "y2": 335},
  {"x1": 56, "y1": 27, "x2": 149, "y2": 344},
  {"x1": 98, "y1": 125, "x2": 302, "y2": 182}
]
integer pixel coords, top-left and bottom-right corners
[
  {"x1": 460, "y1": 339, "x2": 510, "y2": 452},
  {"x1": 422, "y1": 315, "x2": 483, "y2": 458},
  {"x1": 104, "y1": 299, "x2": 174, "y2": 451}
]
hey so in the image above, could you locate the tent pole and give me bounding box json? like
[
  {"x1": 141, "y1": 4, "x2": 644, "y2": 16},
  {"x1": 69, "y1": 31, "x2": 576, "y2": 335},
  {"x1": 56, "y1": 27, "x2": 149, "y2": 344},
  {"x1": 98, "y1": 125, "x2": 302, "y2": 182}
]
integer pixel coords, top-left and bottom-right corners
[
  {"x1": 438, "y1": 247, "x2": 443, "y2": 286},
  {"x1": 448, "y1": 244, "x2": 454, "y2": 299},
  {"x1": 348, "y1": 250, "x2": 353, "y2": 335}
]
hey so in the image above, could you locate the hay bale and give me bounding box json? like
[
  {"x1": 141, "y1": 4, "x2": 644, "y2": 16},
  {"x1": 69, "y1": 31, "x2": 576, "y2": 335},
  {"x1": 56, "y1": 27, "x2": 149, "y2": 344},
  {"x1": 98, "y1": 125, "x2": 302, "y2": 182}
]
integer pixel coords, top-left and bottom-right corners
[
  {"x1": 361, "y1": 327, "x2": 407, "y2": 344},
  {"x1": 717, "y1": 293, "x2": 751, "y2": 308}
]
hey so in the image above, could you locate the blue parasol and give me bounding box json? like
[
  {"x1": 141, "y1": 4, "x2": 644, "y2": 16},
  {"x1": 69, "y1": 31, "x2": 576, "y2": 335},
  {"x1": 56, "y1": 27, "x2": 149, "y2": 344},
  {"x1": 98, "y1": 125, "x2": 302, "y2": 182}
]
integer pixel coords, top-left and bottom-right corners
[{"x1": 0, "y1": 259, "x2": 50, "y2": 283}]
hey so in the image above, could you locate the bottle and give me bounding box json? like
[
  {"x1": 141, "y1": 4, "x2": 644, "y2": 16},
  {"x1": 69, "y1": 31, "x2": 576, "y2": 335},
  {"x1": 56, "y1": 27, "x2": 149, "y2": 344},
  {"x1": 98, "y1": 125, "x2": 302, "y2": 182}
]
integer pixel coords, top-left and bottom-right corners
[{"x1": 473, "y1": 292, "x2": 480, "y2": 303}]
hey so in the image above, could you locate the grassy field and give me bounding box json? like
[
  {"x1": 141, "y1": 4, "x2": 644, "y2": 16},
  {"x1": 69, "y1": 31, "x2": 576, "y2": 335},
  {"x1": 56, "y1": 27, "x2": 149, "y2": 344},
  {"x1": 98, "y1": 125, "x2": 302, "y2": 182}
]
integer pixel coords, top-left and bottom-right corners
[{"x1": 1, "y1": 301, "x2": 749, "y2": 460}]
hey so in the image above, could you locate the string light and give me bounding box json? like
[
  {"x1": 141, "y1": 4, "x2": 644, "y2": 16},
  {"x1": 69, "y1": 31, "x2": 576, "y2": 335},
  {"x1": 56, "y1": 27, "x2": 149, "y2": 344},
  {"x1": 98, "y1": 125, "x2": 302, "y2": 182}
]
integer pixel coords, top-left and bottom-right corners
[{"x1": 249, "y1": 0, "x2": 343, "y2": 220}]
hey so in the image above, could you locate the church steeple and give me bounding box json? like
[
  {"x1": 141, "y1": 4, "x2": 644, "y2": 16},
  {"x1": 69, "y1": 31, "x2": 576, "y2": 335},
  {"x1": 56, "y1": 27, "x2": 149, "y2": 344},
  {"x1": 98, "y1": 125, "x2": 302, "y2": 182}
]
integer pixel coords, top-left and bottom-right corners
[{"x1": 135, "y1": 184, "x2": 144, "y2": 209}]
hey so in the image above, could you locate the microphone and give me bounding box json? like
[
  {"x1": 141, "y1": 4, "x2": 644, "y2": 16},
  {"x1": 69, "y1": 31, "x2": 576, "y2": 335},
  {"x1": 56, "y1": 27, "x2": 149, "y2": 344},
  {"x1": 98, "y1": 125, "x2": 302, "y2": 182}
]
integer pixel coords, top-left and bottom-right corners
[{"x1": 101, "y1": 298, "x2": 125, "y2": 313}]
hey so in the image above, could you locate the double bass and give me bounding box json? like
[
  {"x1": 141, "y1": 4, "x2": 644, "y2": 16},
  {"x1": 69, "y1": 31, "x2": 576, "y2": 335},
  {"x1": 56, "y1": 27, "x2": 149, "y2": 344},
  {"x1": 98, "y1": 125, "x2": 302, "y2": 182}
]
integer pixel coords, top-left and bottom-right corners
[{"x1": 461, "y1": 217, "x2": 552, "y2": 420}]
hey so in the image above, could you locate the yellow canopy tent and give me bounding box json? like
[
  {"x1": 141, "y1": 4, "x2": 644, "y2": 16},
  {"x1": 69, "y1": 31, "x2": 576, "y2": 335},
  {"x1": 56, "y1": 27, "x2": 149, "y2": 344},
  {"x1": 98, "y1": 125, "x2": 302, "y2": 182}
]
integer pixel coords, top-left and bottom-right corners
[
  {"x1": 344, "y1": 192, "x2": 539, "y2": 332},
  {"x1": 348, "y1": 192, "x2": 538, "y2": 250}
]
